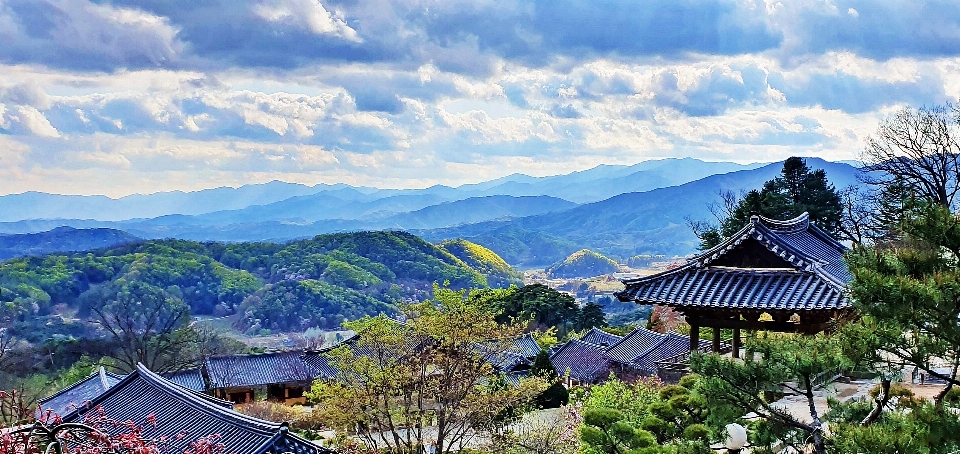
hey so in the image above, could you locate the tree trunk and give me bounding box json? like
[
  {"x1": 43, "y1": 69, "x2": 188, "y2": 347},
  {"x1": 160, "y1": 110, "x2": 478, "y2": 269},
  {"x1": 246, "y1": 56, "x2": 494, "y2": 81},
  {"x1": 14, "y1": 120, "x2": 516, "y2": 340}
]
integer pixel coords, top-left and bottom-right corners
[
  {"x1": 803, "y1": 373, "x2": 826, "y2": 454},
  {"x1": 934, "y1": 358, "x2": 960, "y2": 411},
  {"x1": 861, "y1": 377, "x2": 891, "y2": 425}
]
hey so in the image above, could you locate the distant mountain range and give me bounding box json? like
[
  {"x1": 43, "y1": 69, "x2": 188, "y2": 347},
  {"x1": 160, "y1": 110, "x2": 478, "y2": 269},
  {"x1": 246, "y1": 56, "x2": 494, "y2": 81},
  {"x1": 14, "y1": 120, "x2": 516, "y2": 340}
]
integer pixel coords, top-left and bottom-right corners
[
  {"x1": 418, "y1": 158, "x2": 863, "y2": 265},
  {"x1": 0, "y1": 157, "x2": 758, "y2": 223},
  {"x1": 0, "y1": 157, "x2": 863, "y2": 266}
]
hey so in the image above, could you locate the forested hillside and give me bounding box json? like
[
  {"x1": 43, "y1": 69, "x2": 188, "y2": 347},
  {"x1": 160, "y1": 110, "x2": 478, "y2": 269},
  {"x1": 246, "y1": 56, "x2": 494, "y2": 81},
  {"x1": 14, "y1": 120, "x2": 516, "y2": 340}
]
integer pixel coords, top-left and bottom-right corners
[
  {"x1": 547, "y1": 249, "x2": 619, "y2": 278},
  {"x1": 0, "y1": 231, "x2": 508, "y2": 334},
  {"x1": 438, "y1": 239, "x2": 524, "y2": 287},
  {"x1": 0, "y1": 227, "x2": 140, "y2": 260}
]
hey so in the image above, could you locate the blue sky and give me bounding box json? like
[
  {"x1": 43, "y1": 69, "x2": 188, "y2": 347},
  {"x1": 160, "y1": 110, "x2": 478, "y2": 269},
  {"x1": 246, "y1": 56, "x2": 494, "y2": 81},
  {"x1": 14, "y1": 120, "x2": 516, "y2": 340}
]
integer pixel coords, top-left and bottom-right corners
[{"x1": 1, "y1": 0, "x2": 959, "y2": 196}]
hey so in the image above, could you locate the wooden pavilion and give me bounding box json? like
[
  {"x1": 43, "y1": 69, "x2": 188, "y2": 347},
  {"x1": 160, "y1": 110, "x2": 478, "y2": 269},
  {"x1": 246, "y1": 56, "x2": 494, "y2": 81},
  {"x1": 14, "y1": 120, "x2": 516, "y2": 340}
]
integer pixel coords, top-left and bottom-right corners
[{"x1": 616, "y1": 213, "x2": 853, "y2": 358}]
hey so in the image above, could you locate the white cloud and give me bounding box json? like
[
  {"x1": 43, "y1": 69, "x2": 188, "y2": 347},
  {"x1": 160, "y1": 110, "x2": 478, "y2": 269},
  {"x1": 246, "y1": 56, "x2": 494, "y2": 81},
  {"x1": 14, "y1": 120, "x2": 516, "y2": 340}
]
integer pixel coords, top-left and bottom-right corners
[{"x1": 253, "y1": 0, "x2": 361, "y2": 42}]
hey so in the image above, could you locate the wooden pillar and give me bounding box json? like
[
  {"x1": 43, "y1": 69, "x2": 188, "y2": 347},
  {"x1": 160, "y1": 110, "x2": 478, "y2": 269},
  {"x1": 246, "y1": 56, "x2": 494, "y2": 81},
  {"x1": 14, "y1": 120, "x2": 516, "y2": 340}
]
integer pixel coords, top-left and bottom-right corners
[
  {"x1": 690, "y1": 322, "x2": 700, "y2": 352},
  {"x1": 732, "y1": 328, "x2": 741, "y2": 359},
  {"x1": 712, "y1": 327, "x2": 721, "y2": 353}
]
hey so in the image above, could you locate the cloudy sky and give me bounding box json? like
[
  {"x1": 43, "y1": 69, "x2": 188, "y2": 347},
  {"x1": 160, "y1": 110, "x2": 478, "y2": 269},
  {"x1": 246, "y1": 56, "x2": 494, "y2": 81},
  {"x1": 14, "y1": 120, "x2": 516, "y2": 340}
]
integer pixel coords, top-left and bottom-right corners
[{"x1": 1, "y1": 0, "x2": 959, "y2": 196}]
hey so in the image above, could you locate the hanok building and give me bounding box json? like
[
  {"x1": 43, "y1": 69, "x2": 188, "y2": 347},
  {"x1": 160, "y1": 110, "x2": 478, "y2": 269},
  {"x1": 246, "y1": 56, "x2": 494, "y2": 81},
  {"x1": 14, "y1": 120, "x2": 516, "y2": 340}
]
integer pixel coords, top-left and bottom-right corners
[
  {"x1": 206, "y1": 351, "x2": 320, "y2": 404},
  {"x1": 37, "y1": 367, "x2": 125, "y2": 418},
  {"x1": 617, "y1": 213, "x2": 853, "y2": 359},
  {"x1": 550, "y1": 327, "x2": 714, "y2": 385},
  {"x1": 162, "y1": 367, "x2": 207, "y2": 392},
  {"x1": 57, "y1": 364, "x2": 325, "y2": 454}
]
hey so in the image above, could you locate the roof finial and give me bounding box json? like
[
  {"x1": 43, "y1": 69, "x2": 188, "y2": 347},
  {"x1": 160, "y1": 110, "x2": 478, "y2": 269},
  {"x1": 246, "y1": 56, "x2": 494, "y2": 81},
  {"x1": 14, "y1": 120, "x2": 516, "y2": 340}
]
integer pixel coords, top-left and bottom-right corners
[{"x1": 749, "y1": 214, "x2": 760, "y2": 224}]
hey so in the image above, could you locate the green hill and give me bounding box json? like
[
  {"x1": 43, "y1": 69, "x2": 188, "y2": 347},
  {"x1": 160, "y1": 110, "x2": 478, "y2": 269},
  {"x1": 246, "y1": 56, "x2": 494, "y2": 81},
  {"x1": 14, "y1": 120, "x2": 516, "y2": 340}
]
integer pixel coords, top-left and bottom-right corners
[
  {"x1": 0, "y1": 231, "x2": 498, "y2": 334},
  {"x1": 438, "y1": 239, "x2": 523, "y2": 288},
  {"x1": 0, "y1": 226, "x2": 140, "y2": 260},
  {"x1": 547, "y1": 249, "x2": 619, "y2": 278}
]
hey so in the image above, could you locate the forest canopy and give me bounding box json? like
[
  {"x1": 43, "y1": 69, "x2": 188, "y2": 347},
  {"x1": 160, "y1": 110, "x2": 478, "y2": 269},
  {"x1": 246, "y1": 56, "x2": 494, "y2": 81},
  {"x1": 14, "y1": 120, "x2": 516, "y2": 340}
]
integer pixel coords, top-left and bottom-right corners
[{"x1": 0, "y1": 231, "x2": 511, "y2": 333}]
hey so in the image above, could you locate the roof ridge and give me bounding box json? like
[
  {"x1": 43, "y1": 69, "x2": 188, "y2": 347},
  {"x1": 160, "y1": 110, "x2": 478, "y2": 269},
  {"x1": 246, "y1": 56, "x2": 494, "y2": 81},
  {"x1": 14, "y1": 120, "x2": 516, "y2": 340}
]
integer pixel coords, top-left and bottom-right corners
[
  {"x1": 604, "y1": 327, "x2": 665, "y2": 354},
  {"x1": 39, "y1": 367, "x2": 124, "y2": 404},
  {"x1": 754, "y1": 212, "x2": 810, "y2": 231},
  {"x1": 133, "y1": 364, "x2": 282, "y2": 433}
]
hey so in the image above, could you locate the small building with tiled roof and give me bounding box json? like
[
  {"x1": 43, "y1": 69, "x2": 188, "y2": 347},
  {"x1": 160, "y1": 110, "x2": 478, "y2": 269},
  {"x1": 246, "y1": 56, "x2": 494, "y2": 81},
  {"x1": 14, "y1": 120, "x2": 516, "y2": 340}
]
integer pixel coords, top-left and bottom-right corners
[
  {"x1": 617, "y1": 213, "x2": 853, "y2": 358},
  {"x1": 550, "y1": 338, "x2": 614, "y2": 385},
  {"x1": 37, "y1": 366, "x2": 124, "y2": 418},
  {"x1": 162, "y1": 367, "x2": 206, "y2": 392},
  {"x1": 604, "y1": 327, "x2": 668, "y2": 365},
  {"x1": 507, "y1": 333, "x2": 542, "y2": 359},
  {"x1": 580, "y1": 327, "x2": 623, "y2": 348},
  {"x1": 206, "y1": 351, "x2": 320, "y2": 405},
  {"x1": 631, "y1": 332, "x2": 707, "y2": 376},
  {"x1": 60, "y1": 364, "x2": 326, "y2": 454}
]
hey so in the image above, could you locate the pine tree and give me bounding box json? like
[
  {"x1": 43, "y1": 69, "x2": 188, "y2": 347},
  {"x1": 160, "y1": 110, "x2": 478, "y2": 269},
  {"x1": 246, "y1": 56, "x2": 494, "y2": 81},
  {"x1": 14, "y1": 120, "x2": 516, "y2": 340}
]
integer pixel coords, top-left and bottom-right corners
[
  {"x1": 696, "y1": 157, "x2": 843, "y2": 249},
  {"x1": 577, "y1": 302, "x2": 607, "y2": 330}
]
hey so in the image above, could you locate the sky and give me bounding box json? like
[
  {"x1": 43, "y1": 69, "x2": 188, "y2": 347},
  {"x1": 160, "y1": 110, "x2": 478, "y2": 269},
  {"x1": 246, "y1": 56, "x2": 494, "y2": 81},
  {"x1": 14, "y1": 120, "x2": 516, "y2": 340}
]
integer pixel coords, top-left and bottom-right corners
[{"x1": 1, "y1": 0, "x2": 959, "y2": 197}]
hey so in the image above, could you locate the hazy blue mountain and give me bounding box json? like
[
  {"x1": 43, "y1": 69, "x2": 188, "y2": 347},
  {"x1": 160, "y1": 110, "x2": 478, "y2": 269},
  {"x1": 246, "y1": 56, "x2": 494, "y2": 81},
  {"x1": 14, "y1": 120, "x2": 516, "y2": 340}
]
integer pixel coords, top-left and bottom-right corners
[
  {"x1": 420, "y1": 158, "x2": 863, "y2": 265},
  {"x1": 463, "y1": 158, "x2": 765, "y2": 203},
  {"x1": 0, "y1": 158, "x2": 862, "y2": 267},
  {"x1": 0, "y1": 158, "x2": 764, "y2": 222},
  {"x1": 0, "y1": 181, "x2": 341, "y2": 222},
  {"x1": 0, "y1": 195, "x2": 577, "y2": 243},
  {"x1": 0, "y1": 226, "x2": 140, "y2": 260},
  {"x1": 371, "y1": 195, "x2": 577, "y2": 230},
  {"x1": 189, "y1": 193, "x2": 450, "y2": 225}
]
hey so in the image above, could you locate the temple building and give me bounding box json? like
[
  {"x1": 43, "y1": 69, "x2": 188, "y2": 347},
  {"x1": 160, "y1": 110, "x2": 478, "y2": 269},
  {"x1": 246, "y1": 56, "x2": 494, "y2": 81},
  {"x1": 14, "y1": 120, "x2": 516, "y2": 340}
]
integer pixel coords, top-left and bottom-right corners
[
  {"x1": 206, "y1": 351, "x2": 320, "y2": 404},
  {"x1": 36, "y1": 367, "x2": 124, "y2": 418},
  {"x1": 54, "y1": 364, "x2": 326, "y2": 454},
  {"x1": 616, "y1": 213, "x2": 853, "y2": 358}
]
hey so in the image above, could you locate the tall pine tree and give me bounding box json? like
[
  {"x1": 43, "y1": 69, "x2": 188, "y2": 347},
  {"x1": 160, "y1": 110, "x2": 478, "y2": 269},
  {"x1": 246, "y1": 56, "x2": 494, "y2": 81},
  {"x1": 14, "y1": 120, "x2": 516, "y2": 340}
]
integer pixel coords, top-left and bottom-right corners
[{"x1": 697, "y1": 157, "x2": 842, "y2": 249}]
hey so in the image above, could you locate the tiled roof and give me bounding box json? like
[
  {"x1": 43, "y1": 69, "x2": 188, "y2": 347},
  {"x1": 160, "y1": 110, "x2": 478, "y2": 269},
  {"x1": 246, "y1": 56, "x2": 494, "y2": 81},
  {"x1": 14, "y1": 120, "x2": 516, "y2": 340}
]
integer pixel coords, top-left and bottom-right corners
[
  {"x1": 549, "y1": 339, "x2": 613, "y2": 384},
  {"x1": 604, "y1": 328, "x2": 666, "y2": 364},
  {"x1": 503, "y1": 371, "x2": 527, "y2": 387},
  {"x1": 300, "y1": 351, "x2": 340, "y2": 379},
  {"x1": 61, "y1": 364, "x2": 325, "y2": 454},
  {"x1": 206, "y1": 351, "x2": 320, "y2": 389},
  {"x1": 618, "y1": 267, "x2": 848, "y2": 311},
  {"x1": 508, "y1": 334, "x2": 542, "y2": 358},
  {"x1": 631, "y1": 332, "x2": 708, "y2": 375},
  {"x1": 38, "y1": 367, "x2": 124, "y2": 418},
  {"x1": 162, "y1": 368, "x2": 206, "y2": 392},
  {"x1": 580, "y1": 328, "x2": 623, "y2": 347},
  {"x1": 618, "y1": 213, "x2": 851, "y2": 312},
  {"x1": 486, "y1": 350, "x2": 532, "y2": 372}
]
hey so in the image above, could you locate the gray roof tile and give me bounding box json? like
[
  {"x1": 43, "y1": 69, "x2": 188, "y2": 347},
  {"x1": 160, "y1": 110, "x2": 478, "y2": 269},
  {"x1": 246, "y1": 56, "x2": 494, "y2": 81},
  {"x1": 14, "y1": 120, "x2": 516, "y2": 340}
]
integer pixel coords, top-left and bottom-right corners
[
  {"x1": 618, "y1": 213, "x2": 850, "y2": 312},
  {"x1": 549, "y1": 339, "x2": 613, "y2": 384},
  {"x1": 580, "y1": 328, "x2": 623, "y2": 347},
  {"x1": 206, "y1": 351, "x2": 319, "y2": 389},
  {"x1": 62, "y1": 364, "x2": 325, "y2": 454},
  {"x1": 38, "y1": 367, "x2": 124, "y2": 418}
]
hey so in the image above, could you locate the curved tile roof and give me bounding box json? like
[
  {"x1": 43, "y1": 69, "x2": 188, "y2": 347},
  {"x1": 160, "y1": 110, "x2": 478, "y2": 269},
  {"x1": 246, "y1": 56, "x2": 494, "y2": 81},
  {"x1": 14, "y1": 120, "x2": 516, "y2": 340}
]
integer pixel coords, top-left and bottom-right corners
[
  {"x1": 580, "y1": 328, "x2": 623, "y2": 347},
  {"x1": 631, "y1": 332, "x2": 708, "y2": 375},
  {"x1": 162, "y1": 368, "x2": 206, "y2": 392},
  {"x1": 206, "y1": 351, "x2": 320, "y2": 389},
  {"x1": 618, "y1": 267, "x2": 847, "y2": 311},
  {"x1": 62, "y1": 364, "x2": 323, "y2": 454},
  {"x1": 549, "y1": 339, "x2": 613, "y2": 384},
  {"x1": 38, "y1": 367, "x2": 124, "y2": 418},
  {"x1": 617, "y1": 213, "x2": 851, "y2": 312},
  {"x1": 604, "y1": 327, "x2": 665, "y2": 364}
]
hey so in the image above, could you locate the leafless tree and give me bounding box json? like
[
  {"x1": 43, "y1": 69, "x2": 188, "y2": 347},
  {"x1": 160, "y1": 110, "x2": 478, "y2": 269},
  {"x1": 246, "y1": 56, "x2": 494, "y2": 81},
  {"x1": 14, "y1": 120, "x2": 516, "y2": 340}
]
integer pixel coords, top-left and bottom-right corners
[
  {"x1": 89, "y1": 282, "x2": 192, "y2": 374},
  {"x1": 861, "y1": 104, "x2": 960, "y2": 208},
  {"x1": 836, "y1": 185, "x2": 876, "y2": 246}
]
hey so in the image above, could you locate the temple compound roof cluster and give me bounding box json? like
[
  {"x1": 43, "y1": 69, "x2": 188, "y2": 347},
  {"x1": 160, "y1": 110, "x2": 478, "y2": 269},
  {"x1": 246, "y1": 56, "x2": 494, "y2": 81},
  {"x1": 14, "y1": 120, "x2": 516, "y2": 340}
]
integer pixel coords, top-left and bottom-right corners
[
  {"x1": 38, "y1": 364, "x2": 325, "y2": 454},
  {"x1": 40, "y1": 332, "x2": 543, "y2": 418},
  {"x1": 550, "y1": 327, "x2": 716, "y2": 384},
  {"x1": 617, "y1": 213, "x2": 853, "y2": 362}
]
